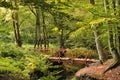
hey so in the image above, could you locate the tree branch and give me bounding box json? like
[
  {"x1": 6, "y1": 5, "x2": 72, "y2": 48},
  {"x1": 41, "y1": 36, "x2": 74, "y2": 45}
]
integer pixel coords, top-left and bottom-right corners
[{"x1": 29, "y1": 6, "x2": 36, "y2": 16}]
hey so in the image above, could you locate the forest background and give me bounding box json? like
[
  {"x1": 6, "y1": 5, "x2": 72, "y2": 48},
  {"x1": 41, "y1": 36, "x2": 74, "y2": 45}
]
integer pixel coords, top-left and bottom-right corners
[{"x1": 0, "y1": 0, "x2": 120, "y2": 80}]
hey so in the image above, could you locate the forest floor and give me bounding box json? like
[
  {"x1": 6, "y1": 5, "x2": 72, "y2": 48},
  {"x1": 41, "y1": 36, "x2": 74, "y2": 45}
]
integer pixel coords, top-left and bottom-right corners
[{"x1": 75, "y1": 59, "x2": 120, "y2": 80}]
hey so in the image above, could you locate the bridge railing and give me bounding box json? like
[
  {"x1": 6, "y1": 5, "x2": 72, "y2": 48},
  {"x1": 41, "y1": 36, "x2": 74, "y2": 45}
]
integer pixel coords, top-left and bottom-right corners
[{"x1": 29, "y1": 48, "x2": 98, "y2": 59}]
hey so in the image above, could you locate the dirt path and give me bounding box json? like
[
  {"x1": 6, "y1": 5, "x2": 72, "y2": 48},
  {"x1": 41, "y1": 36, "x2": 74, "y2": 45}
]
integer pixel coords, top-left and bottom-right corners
[{"x1": 75, "y1": 59, "x2": 120, "y2": 80}]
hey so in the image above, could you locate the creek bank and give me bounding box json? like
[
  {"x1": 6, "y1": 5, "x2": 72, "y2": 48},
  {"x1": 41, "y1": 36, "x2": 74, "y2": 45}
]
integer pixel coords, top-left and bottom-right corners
[
  {"x1": 50, "y1": 60, "x2": 86, "y2": 80},
  {"x1": 74, "y1": 59, "x2": 120, "y2": 80}
]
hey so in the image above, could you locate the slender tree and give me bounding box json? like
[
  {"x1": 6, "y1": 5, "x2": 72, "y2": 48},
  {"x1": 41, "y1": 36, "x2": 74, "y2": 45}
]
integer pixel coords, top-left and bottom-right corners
[
  {"x1": 11, "y1": 0, "x2": 22, "y2": 47},
  {"x1": 103, "y1": 0, "x2": 120, "y2": 73},
  {"x1": 34, "y1": 6, "x2": 41, "y2": 48},
  {"x1": 25, "y1": 0, "x2": 51, "y2": 48},
  {"x1": 90, "y1": 0, "x2": 105, "y2": 63},
  {"x1": 29, "y1": 5, "x2": 41, "y2": 48},
  {"x1": 41, "y1": 8, "x2": 48, "y2": 48},
  {"x1": 116, "y1": 0, "x2": 120, "y2": 53},
  {"x1": 93, "y1": 27, "x2": 105, "y2": 63}
]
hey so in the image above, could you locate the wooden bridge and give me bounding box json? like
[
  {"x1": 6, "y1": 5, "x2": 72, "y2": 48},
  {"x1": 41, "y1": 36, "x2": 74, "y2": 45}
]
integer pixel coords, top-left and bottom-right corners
[
  {"x1": 48, "y1": 57, "x2": 99, "y2": 65},
  {"x1": 29, "y1": 48, "x2": 99, "y2": 64}
]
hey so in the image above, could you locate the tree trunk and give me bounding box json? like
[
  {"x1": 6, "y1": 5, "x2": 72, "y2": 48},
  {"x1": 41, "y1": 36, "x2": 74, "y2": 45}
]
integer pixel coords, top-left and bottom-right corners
[
  {"x1": 104, "y1": 26, "x2": 120, "y2": 73},
  {"x1": 116, "y1": 0, "x2": 120, "y2": 6},
  {"x1": 108, "y1": 0, "x2": 120, "y2": 57},
  {"x1": 94, "y1": 27, "x2": 105, "y2": 63},
  {"x1": 41, "y1": 8, "x2": 47, "y2": 48},
  {"x1": 103, "y1": 0, "x2": 109, "y2": 13},
  {"x1": 108, "y1": 26, "x2": 115, "y2": 54},
  {"x1": 116, "y1": 0, "x2": 120, "y2": 54},
  {"x1": 112, "y1": 0, "x2": 116, "y2": 15},
  {"x1": 12, "y1": 1, "x2": 22, "y2": 47},
  {"x1": 103, "y1": 0, "x2": 120, "y2": 73},
  {"x1": 34, "y1": 7, "x2": 41, "y2": 48},
  {"x1": 59, "y1": 29, "x2": 64, "y2": 48},
  {"x1": 117, "y1": 26, "x2": 120, "y2": 54},
  {"x1": 114, "y1": 27, "x2": 117, "y2": 49},
  {"x1": 89, "y1": 0, "x2": 105, "y2": 63},
  {"x1": 90, "y1": 0, "x2": 95, "y2": 5}
]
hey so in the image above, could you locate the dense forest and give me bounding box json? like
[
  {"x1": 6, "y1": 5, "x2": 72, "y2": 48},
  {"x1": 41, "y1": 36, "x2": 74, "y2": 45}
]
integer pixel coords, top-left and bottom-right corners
[{"x1": 0, "y1": 0, "x2": 120, "y2": 80}]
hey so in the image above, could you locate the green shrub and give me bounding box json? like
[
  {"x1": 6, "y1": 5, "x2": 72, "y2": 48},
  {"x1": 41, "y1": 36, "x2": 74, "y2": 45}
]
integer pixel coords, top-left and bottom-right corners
[{"x1": 0, "y1": 43, "x2": 60, "y2": 80}]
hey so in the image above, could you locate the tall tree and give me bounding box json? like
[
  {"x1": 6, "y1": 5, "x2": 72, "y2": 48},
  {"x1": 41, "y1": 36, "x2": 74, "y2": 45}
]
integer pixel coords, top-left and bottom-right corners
[
  {"x1": 22, "y1": 0, "x2": 51, "y2": 48},
  {"x1": 103, "y1": 0, "x2": 120, "y2": 73},
  {"x1": 27, "y1": 5, "x2": 41, "y2": 48},
  {"x1": 0, "y1": 0, "x2": 22, "y2": 47},
  {"x1": 12, "y1": 0, "x2": 22, "y2": 47},
  {"x1": 93, "y1": 26, "x2": 105, "y2": 63},
  {"x1": 33, "y1": 6, "x2": 41, "y2": 48},
  {"x1": 52, "y1": 12, "x2": 65, "y2": 48},
  {"x1": 41, "y1": 7, "x2": 48, "y2": 48},
  {"x1": 116, "y1": 0, "x2": 120, "y2": 53},
  {"x1": 90, "y1": 0, "x2": 105, "y2": 63},
  {"x1": 50, "y1": 1, "x2": 70, "y2": 48}
]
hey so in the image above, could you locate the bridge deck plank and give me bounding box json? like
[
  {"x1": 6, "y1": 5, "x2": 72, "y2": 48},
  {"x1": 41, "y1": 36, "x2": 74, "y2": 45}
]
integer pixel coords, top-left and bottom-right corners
[{"x1": 48, "y1": 57, "x2": 99, "y2": 63}]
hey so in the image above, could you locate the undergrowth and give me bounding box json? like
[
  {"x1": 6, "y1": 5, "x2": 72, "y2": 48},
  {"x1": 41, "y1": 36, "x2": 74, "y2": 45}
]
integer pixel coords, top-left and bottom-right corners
[{"x1": 0, "y1": 43, "x2": 60, "y2": 80}]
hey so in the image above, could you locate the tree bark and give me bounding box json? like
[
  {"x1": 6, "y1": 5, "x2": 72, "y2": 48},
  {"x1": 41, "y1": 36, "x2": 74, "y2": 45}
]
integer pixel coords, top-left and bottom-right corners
[
  {"x1": 112, "y1": 0, "x2": 116, "y2": 11},
  {"x1": 94, "y1": 27, "x2": 105, "y2": 63},
  {"x1": 41, "y1": 8, "x2": 47, "y2": 48},
  {"x1": 12, "y1": 1, "x2": 22, "y2": 47},
  {"x1": 59, "y1": 29, "x2": 64, "y2": 48},
  {"x1": 116, "y1": 0, "x2": 120, "y2": 54},
  {"x1": 103, "y1": 0, "x2": 109, "y2": 13},
  {"x1": 90, "y1": 0, "x2": 95, "y2": 5},
  {"x1": 53, "y1": 13, "x2": 65, "y2": 48},
  {"x1": 103, "y1": 0, "x2": 120, "y2": 73},
  {"x1": 107, "y1": 26, "x2": 120, "y2": 59},
  {"x1": 108, "y1": 26, "x2": 114, "y2": 51},
  {"x1": 108, "y1": 0, "x2": 120, "y2": 57},
  {"x1": 117, "y1": 26, "x2": 120, "y2": 54},
  {"x1": 116, "y1": 0, "x2": 120, "y2": 6},
  {"x1": 89, "y1": 0, "x2": 105, "y2": 63},
  {"x1": 34, "y1": 7, "x2": 41, "y2": 48}
]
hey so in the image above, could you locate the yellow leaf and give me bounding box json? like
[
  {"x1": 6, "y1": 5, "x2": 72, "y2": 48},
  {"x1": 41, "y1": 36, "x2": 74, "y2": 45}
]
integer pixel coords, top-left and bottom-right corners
[
  {"x1": 58, "y1": 30, "x2": 62, "y2": 35},
  {"x1": 52, "y1": 27, "x2": 58, "y2": 31},
  {"x1": 61, "y1": 0, "x2": 66, "y2": 2},
  {"x1": 31, "y1": 64, "x2": 36, "y2": 70},
  {"x1": 55, "y1": 0, "x2": 58, "y2": 4},
  {"x1": 89, "y1": 18, "x2": 106, "y2": 26}
]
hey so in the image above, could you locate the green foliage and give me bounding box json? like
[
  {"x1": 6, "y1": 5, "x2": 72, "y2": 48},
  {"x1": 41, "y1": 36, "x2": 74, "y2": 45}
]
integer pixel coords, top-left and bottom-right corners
[
  {"x1": 68, "y1": 26, "x2": 95, "y2": 49},
  {"x1": 0, "y1": 0, "x2": 120, "y2": 79},
  {"x1": 90, "y1": 18, "x2": 117, "y2": 28},
  {"x1": 0, "y1": 1, "x2": 12, "y2": 8},
  {"x1": 0, "y1": 43, "x2": 60, "y2": 80},
  {"x1": 0, "y1": 31, "x2": 13, "y2": 42}
]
